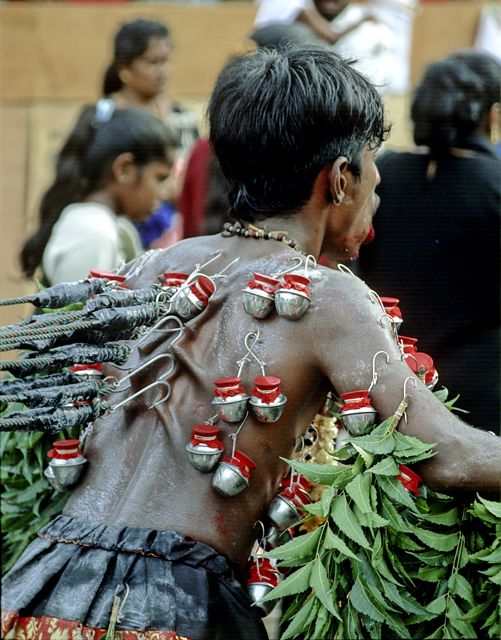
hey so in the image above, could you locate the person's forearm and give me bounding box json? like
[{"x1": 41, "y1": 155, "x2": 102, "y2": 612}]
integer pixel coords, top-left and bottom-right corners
[{"x1": 296, "y1": 8, "x2": 340, "y2": 45}]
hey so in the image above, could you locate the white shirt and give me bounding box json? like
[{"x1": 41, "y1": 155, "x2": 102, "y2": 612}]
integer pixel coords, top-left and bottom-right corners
[
  {"x1": 42, "y1": 202, "x2": 143, "y2": 285},
  {"x1": 254, "y1": 0, "x2": 311, "y2": 28}
]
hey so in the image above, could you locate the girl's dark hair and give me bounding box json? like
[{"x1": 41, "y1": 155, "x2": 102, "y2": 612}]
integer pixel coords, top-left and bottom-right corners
[
  {"x1": 411, "y1": 49, "x2": 501, "y2": 151},
  {"x1": 208, "y1": 46, "x2": 388, "y2": 222},
  {"x1": 20, "y1": 106, "x2": 177, "y2": 278},
  {"x1": 103, "y1": 18, "x2": 170, "y2": 96}
]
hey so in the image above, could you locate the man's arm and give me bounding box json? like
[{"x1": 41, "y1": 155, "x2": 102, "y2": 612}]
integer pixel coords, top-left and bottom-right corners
[{"x1": 314, "y1": 271, "x2": 501, "y2": 493}]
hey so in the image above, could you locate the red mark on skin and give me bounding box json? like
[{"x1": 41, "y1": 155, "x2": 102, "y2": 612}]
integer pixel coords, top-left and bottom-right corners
[{"x1": 215, "y1": 511, "x2": 230, "y2": 535}]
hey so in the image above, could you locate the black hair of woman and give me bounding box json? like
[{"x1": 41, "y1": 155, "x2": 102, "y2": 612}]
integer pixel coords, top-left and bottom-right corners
[
  {"x1": 102, "y1": 18, "x2": 171, "y2": 97},
  {"x1": 208, "y1": 45, "x2": 389, "y2": 222},
  {"x1": 20, "y1": 106, "x2": 177, "y2": 279},
  {"x1": 411, "y1": 49, "x2": 501, "y2": 152}
]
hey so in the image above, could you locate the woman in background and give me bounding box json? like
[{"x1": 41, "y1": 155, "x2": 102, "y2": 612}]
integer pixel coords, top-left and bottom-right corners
[
  {"x1": 357, "y1": 50, "x2": 501, "y2": 432},
  {"x1": 20, "y1": 107, "x2": 176, "y2": 285},
  {"x1": 103, "y1": 18, "x2": 199, "y2": 249}
]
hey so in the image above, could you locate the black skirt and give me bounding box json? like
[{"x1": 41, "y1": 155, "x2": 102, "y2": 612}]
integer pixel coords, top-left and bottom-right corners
[{"x1": 1, "y1": 515, "x2": 268, "y2": 640}]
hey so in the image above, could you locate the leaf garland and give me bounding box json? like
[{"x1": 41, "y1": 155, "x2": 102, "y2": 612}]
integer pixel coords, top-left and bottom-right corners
[
  {"x1": 1, "y1": 377, "x2": 80, "y2": 574},
  {"x1": 264, "y1": 390, "x2": 501, "y2": 639}
]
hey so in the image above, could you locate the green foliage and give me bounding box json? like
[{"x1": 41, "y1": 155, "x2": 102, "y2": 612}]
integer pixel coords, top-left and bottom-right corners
[
  {"x1": 265, "y1": 402, "x2": 501, "y2": 639},
  {"x1": 1, "y1": 394, "x2": 79, "y2": 574}
]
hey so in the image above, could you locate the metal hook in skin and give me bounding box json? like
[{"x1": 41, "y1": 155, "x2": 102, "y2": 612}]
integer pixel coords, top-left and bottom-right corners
[
  {"x1": 337, "y1": 264, "x2": 357, "y2": 277},
  {"x1": 254, "y1": 520, "x2": 267, "y2": 550},
  {"x1": 135, "y1": 315, "x2": 184, "y2": 347},
  {"x1": 401, "y1": 376, "x2": 418, "y2": 424},
  {"x1": 244, "y1": 331, "x2": 266, "y2": 376},
  {"x1": 368, "y1": 350, "x2": 390, "y2": 392},
  {"x1": 112, "y1": 379, "x2": 171, "y2": 412},
  {"x1": 271, "y1": 256, "x2": 304, "y2": 278},
  {"x1": 211, "y1": 257, "x2": 241, "y2": 279},
  {"x1": 368, "y1": 289, "x2": 386, "y2": 314},
  {"x1": 303, "y1": 255, "x2": 317, "y2": 279},
  {"x1": 228, "y1": 411, "x2": 249, "y2": 457},
  {"x1": 379, "y1": 312, "x2": 400, "y2": 343},
  {"x1": 114, "y1": 353, "x2": 175, "y2": 389},
  {"x1": 236, "y1": 331, "x2": 264, "y2": 377}
]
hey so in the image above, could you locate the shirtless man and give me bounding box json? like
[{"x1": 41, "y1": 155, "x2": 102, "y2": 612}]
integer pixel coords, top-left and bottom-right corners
[{"x1": 2, "y1": 46, "x2": 500, "y2": 640}]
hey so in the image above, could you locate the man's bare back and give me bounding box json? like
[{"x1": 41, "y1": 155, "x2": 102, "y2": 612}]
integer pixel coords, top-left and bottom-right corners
[{"x1": 64, "y1": 234, "x2": 501, "y2": 567}]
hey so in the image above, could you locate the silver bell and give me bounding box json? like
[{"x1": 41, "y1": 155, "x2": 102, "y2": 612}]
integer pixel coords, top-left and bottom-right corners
[
  {"x1": 267, "y1": 494, "x2": 300, "y2": 530},
  {"x1": 212, "y1": 451, "x2": 256, "y2": 497},
  {"x1": 274, "y1": 289, "x2": 311, "y2": 320},
  {"x1": 44, "y1": 466, "x2": 69, "y2": 492},
  {"x1": 211, "y1": 395, "x2": 249, "y2": 423},
  {"x1": 247, "y1": 582, "x2": 276, "y2": 617},
  {"x1": 249, "y1": 375, "x2": 287, "y2": 423},
  {"x1": 212, "y1": 462, "x2": 249, "y2": 497},
  {"x1": 242, "y1": 288, "x2": 275, "y2": 319},
  {"x1": 186, "y1": 443, "x2": 223, "y2": 473},
  {"x1": 249, "y1": 396, "x2": 287, "y2": 423},
  {"x1": 262, "y1": 524, "x2": 292, "y2": 550},
  {"x1": 46, "y1": 455, "x2": 87, "y2": 491},
  {"x1": 339, "y1": 407, "x2": 377, "y2": 436},
  {"x1": 173, "y1": 287, "x2": 206, "y2": 320}
]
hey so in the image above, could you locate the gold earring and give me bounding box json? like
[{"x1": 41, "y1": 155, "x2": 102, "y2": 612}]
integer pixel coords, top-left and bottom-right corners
[{"x1": 119, "y1": 69, "x2": 132, "y2": 85}]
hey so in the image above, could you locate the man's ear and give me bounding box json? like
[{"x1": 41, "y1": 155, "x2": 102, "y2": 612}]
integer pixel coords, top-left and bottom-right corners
[
  {"x1": 328, "y1": 156, "x2": 351, "y2": 205},
  {"x1": 111, "y1": 152, "x2": 136, "y2": 185}
]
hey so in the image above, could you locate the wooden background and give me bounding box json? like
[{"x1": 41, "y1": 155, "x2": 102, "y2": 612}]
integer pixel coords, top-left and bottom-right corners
[{"x1": 0, "y1": 1, "x2": 491, "y2": 324}]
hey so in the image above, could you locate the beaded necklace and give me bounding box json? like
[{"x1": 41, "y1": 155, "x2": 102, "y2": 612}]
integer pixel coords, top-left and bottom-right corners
[{"x1": 222, "y1": 220, "x2": 304, "y2": 255}]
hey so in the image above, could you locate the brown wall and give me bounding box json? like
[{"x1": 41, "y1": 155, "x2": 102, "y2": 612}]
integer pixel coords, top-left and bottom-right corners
[{"x1": 0, "y1": 1, "x2": 489, "y2": 325}]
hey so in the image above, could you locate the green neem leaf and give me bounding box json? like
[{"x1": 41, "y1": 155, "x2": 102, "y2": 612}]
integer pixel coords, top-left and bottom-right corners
[
  {"x1": 368, "y1": 456, "x2": 399, "y2": 476},
  {"x1": 393, "y1": 431, "x2": 435, "y2": 457},
  {"x1": 380, "y1": 494, "x2": 413, "y2": 533},
  {"x1": 330, "y1": 494, "x2": 371, "y2": 549},
  {"x1": 410, "y1": 549, "x2": 454, "y2": 567},
  {"x1": 283, "y1": 458, "x2": 347, "y2": 485},
  {"x1": 349, "y1": 576, "x2": 387, "y2": 623},
  {"x1": 448, "y1": 572, "x2": 475, "y2": 606},
  {"x1": 351, "y1": 444, "x2": 374, "y2": 469},
  {"x1": 470, "y1": 546, "x2": 501, "y2": 563},
  {"x1": 476, "y1": 495, "x2": 501, "y2": 519},
  {"x1": 324, "y1": 526, "x2": 359, "y2": 561},
  {"x1": 381, "y1": 579, "x2": 428, "y2": 616},
  {"x1": 370, "y1": 531, "x2": 401, "y2": 586},
  {"x1": 312, "y1": 603, "x2": 331, "y2": 638},
  {"x1": 385, "y1": 613, "x2": 413, "y2": 639},
  {"x1": 345, "y1": 472, "x2": 373, "y2": 514},
  {"x1": 266, "y1": 526, "x2": 323, "y2": 561},
  {"x1": 468, "y1": 502, "x2": 500, "y2": 525},
  {"x1": 417, "y1": 565, "x2": 449, "y2": 582},
  {"x1": 433, "y1": 387, "x2": 449, "y2": 403},
  {"x1": 394, "y1": 533, "x2": 425, "y2": 552},
  {"x1": 320, "y1": 486, "x2": 336, "y2": 516},
  {"x1": 484, "y1": 568, "x2": 501, "y2": 584},
  {"x1": 446, "y1": 598, "x2": 475, "y2": 638},
  {"x1": 310, "y1": 558, "x2": 342, "y2": 620},
  {"x1": 413, "y1": 528, "x2": 460, "y2": 552},
  {"x1": 376, "y1": 474, "x2": 419, "y2": 512},
  {"x1": 304, "y1": 502, "x2": 324, "y2": 516},
  {"x1": 342, "y1": 602, "x2": 363, "y2": 639},
  {"x1": 416, "y1": 507, "x2": 459, "y2": 527},
  {"x1": 427, "y1": 593, "x2": 448, "y2": 615},
  {"x1": 261, "y1": 561, "x2": 314, "y2": 601},
  {"x1": 280, "y1": 595, "x2": 317, "y2": 640},
  {"x1": 349, "y1": 421, "x2": 396, "y2": 455},
  {"x1": 354, "y1": 505, "x2": 389, "y2": 529}
]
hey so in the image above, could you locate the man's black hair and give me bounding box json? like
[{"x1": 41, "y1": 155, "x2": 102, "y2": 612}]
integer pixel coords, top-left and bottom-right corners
[{"x1": 208, "y1": 46, "x2": 388, "y2": 222}]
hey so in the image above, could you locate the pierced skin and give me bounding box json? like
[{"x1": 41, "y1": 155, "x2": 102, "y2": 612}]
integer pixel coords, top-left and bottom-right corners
[{"x1": 64, "y1": 157, "x2": 501, "y2": 569}]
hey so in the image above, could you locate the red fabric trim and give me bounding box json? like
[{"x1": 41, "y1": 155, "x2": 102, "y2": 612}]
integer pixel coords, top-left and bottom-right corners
[
  {"x1": 247, "y1": 280, "x2": 277, "y2": 295},
  {"x1": 213, "y1": 385, "x2": 246, "y2": 400},
  {"x1": 340, "y1": 398, "x2": 373, "y2": 411},
  {"x1": 397, "y1": 464, "x2": 422, "y2": 496},
  {"x1": 247, "y1": 559, "x2": 280, "y2": 586},
  {"x1": 251, "y1": 387, "x2": 281, "y2": 403},
  {"x1": 1, "y1": 610, "x2": 191, "y2": 640}
]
